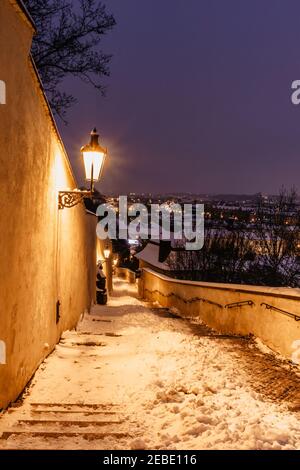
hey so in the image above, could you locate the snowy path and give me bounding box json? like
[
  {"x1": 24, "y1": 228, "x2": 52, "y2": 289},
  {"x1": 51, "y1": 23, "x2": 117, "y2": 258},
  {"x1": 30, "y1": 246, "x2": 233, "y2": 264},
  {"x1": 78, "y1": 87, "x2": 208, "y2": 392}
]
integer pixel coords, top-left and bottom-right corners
[{"x1": 1, "y1": 278, "x2": 300, "y2": 450}]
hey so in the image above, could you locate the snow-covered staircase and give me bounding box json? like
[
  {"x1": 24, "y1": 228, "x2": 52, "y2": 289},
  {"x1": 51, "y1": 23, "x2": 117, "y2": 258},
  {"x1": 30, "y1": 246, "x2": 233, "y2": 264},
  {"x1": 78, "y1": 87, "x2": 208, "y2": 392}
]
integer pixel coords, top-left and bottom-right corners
[
  {"x1": 0, "y1": 402, "x2": 133, "y2": 449},
  {"x1": 1, "y1": 279, "x2": 300, "y2": 449}
]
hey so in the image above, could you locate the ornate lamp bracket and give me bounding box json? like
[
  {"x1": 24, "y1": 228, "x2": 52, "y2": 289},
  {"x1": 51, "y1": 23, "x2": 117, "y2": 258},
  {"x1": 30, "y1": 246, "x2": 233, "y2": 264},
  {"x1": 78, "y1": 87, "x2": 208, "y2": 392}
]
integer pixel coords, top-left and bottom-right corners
[{"x1": 58, "y1": 190, "x2": 92, "y2": 210}]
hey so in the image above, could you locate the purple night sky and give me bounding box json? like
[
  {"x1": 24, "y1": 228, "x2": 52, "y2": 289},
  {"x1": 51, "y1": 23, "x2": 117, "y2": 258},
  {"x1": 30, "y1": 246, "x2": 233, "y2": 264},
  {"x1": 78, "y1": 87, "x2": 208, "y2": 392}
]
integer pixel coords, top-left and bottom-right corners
[{"x1": 59, "y1": 0, "x2": 300, "y2": 195}]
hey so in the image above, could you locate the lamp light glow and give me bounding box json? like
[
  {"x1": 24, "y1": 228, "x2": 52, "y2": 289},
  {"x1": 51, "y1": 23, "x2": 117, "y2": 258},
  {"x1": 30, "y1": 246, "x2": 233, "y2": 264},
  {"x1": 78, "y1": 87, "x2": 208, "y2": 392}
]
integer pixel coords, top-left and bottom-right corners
[
  {"x1": 81, "y1": 128, "x2": 107, "y2": 186},
  {"x1": 83, "y1": 151, "x2": 106, "y2": 182},
  {"x1": 58, "y1": 127, "x2": 107, "y2": 210}
]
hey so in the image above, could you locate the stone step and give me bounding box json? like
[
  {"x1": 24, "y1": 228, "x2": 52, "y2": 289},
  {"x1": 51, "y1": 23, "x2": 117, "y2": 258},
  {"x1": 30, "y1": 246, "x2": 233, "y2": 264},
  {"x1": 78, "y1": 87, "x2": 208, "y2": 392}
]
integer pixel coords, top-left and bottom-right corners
[
  {"x1": 59, "y1": 341, "x2": 107, "y2": 347},
  {"x1": 0, "y1": 421, "x2": 128, "y2": 435},
  {"x1": 16, "y1": 419, "x2": 124, "y2": 427},
  {"x1": 0, "y1": 430, "x2": 132, "y2": 441},
  {"x1": 8, "y1": 408, "x2": 119, "y2": 417},
  {"x1": 30, "y1": 408, "x2": 120, "y2": 419},
  {"x1": 0, "y1": 433, "x2": 131, "y2": 450},
  {"x1": 29, "y1": 403, "x2": 120, "y2": 412}
]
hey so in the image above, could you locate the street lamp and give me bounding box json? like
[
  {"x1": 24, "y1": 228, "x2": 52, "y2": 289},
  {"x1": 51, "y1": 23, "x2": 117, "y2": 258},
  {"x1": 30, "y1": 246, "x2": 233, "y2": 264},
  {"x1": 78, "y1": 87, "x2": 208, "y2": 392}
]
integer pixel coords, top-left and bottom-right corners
[
  {"x1": 101, "y1": 242, "x2": 113, "y2": 294},
  {"x1": 58, "y1": 128, "x2": 107, "y2": 209},
  {"x1": 103, "y1": 246, "x2": 111, "y2": 260}
]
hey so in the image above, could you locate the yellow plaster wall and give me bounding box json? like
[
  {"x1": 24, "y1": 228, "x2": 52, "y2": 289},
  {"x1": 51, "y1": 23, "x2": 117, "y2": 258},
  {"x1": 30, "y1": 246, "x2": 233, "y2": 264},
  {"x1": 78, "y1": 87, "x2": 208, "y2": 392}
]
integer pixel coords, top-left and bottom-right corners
[
  {"x1": 140, "y1": 268, "x2": 300, "y2": 361},
  {"x1": 0, "y1": 0, "x2": 97, "y2": 408}
]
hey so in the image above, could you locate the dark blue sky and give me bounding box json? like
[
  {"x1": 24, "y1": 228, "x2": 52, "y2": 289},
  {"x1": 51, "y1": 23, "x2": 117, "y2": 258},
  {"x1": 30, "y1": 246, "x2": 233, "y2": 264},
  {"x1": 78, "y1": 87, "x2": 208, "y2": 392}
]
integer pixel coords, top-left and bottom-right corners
[{"x1": 60, "y1": 0, "x2": 300, "y2": 195}]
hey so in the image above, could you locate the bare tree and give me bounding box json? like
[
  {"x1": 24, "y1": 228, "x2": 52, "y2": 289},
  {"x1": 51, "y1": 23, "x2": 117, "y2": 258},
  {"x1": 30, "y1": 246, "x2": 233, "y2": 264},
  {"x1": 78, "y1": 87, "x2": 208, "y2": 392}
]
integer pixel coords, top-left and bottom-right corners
[
  {"x1": 167, "y1": 189, "x2": 300, "y2": 287},
  {"x1": 252, "y1": 188, "x2": 300, "y2": 286},
  {"x1": 167, "y1": 227, "x2": 255, "y2": 283},
  {"x1": 210, "y1": 229, "x2": 255, "y2": 283},
  {"x1": 24, "y1": 0, "x2": 116, "y2": 120}
]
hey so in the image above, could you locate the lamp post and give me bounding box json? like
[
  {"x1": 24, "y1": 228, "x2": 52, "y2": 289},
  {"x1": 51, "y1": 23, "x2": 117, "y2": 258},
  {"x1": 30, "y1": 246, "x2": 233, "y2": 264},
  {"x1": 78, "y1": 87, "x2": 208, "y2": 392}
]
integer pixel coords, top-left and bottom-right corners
[
  {"x1": 58, "y1": 128, "x2": 107, "y2": 209},
  {"x1": 102, "y1": 241, "x2": 113, "y2": 294}
]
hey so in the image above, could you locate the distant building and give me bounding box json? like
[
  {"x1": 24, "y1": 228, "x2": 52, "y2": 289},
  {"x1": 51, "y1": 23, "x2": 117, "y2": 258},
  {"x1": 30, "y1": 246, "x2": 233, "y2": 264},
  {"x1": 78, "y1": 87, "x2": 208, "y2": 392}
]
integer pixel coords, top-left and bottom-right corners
[
  {"x1": 135, "y1": 239, "x2": 189, "y2": 274},
  {"x1": 135, "y1": 241, "x2": 171, "y2": 273}
]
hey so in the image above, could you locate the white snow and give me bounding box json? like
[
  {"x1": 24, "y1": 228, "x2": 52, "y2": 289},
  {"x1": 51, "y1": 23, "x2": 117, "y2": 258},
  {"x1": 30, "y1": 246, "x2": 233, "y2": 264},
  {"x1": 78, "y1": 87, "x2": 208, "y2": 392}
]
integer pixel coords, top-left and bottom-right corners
[
  {"x1": 291, "y1": 340, "x2": 300, "y2": 365},
  {"x1": 0, "y1": 278, "x2": 300, "y2": 450},
  {"x1": 254, "y1": 338, "x2": 278, "y2": 357},
  {"x1": 135, "y1": 242, "x2": 170, "y2": 270}
]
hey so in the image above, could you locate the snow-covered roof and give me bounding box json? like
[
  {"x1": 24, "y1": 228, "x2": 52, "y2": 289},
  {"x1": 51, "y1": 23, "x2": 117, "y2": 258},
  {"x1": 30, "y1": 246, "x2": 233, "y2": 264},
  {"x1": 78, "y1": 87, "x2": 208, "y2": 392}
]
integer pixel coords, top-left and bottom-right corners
[
  {"x1": 85, "y1": 209, "x2": 98, "y2": 217},
  {"x1": 135, "y1": 242, "x2": 170, "y2": 271}
]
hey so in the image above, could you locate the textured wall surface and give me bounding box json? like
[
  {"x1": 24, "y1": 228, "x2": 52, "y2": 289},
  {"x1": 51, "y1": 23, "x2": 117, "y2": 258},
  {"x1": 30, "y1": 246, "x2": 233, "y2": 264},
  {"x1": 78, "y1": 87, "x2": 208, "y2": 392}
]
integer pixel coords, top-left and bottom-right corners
[
  {"x1": 140, "y1": 268, "x2": 300, "y2": 361},
  {"x1": 0, "y1": 1, "x2": 97, "y2": 409},
  {"x1": 115, "y1": 267, "x2": 136, "y2": 284}
]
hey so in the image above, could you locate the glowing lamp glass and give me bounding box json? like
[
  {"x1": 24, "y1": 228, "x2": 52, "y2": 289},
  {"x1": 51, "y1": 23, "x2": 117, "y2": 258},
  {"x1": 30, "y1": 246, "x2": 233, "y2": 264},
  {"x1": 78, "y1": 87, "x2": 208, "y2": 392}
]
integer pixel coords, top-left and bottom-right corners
[
  {"x1": 83, "y1": 150, "x2": 105, "y2": 182},
  {"x1": 104, "y1": 248, "x2": 111, "y2": 259}
]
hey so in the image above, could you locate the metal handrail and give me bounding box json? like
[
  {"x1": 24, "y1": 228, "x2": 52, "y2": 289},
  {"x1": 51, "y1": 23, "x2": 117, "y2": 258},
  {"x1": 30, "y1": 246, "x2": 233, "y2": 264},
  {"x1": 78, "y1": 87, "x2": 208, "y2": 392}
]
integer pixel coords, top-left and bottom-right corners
[
  {"x1": 144, "y1": 286, "x2": 300, "y2": 322},
  {"x1": 261, "y1": 303, "x2": 300, "y2": 322},
  {"x1": 144, "y1": 289, "x2": 223, "y2": 308},
  {"x1": 225, "y1": 300, "x2": 254, "y2": 309}
]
